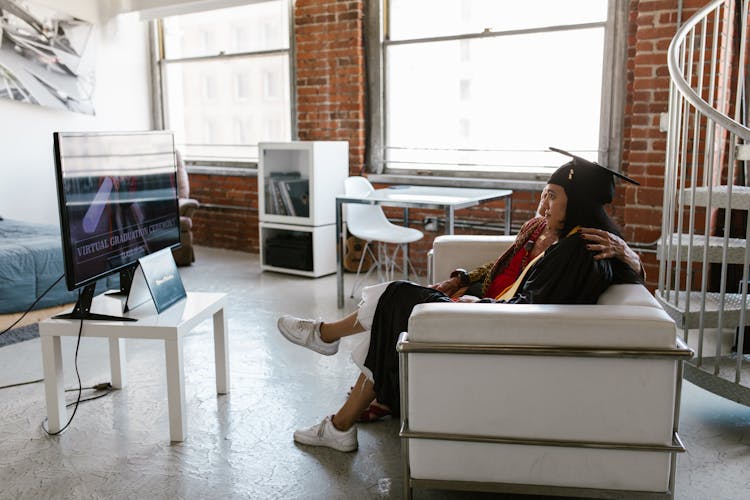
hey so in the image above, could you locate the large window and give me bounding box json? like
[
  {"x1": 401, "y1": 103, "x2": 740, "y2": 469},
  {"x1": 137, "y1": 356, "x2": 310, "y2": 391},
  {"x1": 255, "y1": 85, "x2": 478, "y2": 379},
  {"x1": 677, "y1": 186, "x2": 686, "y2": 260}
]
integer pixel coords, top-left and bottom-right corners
[
  {"x1": 372, "y1": 0, "x2": 627, "y2": 179},
  {"x1": 156, "y1": 1, "x2": 292, "y2": 164}
]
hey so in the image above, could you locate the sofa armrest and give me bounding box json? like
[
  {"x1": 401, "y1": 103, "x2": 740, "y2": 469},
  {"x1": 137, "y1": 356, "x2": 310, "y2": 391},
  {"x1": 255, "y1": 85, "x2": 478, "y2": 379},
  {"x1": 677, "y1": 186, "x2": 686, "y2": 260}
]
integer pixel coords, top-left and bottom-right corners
[
  {"x1": 407, "y1": 302, "x2": 678, "y2": 349},
  {"x1": 179, "y1": 197, "x2": 200, "y2": 219},
  {"x1": 432, "y1": 235, "x2": 514, "y2": 283}
]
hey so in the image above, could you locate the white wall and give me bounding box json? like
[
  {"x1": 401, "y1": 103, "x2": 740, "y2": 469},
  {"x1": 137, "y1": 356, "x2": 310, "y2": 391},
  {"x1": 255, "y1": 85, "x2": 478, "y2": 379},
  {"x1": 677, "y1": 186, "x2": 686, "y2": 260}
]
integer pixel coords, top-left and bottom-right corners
[{"x1": 0, "y1": 1, "x2": 153, "y2": 224}]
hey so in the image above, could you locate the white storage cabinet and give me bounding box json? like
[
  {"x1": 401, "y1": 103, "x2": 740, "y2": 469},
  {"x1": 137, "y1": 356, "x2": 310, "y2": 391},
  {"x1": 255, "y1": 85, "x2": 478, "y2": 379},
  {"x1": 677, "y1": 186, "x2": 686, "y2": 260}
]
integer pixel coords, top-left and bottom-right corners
[{"x1": 258, "y1": 141, "x2": 348, "y2": 277}]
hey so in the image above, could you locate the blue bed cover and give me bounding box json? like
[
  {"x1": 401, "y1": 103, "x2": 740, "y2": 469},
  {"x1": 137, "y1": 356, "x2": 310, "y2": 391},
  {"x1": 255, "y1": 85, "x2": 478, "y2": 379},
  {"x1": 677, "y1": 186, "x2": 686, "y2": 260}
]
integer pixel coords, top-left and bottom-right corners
[{"x1": 0, "y1": 219, "x2": 117, "y2": 314}]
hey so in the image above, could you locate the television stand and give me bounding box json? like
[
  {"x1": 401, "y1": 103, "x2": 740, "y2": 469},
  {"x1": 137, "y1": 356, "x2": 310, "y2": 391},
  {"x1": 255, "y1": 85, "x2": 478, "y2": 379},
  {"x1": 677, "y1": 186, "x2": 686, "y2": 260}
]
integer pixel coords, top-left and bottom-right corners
[
  {"x1": 104, "y1": 265, "x2": 138, "y2": 298},
  {"x1": 53, "y1": 283, "x2": 135, "y2": 322}
]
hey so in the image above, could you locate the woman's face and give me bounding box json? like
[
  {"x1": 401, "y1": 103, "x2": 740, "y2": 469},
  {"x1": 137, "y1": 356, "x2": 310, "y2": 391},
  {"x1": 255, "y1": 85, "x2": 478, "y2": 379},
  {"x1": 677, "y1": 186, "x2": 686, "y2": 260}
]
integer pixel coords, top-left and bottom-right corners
[{"x1": 537, "y1": 183, "x2": 567, "y2": 232}]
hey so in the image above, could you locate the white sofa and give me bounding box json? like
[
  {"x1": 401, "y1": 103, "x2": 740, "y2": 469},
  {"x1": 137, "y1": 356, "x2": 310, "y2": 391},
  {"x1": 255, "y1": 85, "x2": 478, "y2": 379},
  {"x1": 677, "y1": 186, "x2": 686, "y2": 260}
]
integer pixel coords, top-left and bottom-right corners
[{"x1": 397, "y1": 235, "x2": 693, "y2": 499}]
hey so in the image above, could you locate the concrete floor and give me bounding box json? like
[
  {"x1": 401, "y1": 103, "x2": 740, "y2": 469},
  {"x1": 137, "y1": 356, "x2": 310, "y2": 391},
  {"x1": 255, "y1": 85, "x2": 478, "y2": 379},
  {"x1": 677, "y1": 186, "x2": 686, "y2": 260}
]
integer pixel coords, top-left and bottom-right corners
[{"x1": 0, "y1": 246, "x2": 749, "y2": 499}]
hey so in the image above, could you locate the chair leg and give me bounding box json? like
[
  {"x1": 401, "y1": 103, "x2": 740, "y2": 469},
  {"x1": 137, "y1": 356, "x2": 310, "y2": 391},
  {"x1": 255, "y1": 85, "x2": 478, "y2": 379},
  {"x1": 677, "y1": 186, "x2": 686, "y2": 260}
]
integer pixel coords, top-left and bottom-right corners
[
  {"x1": 386, "y1": 244, "x2": 401, "y2": 281},
  {"x1": 349, "y1": 242, "x2": 381, "y2": 299},
  {"x1": 349, "y1": 242, "x2": 371, "y2": 299},
  {"x1": 392, "y1": 245, "x2": 402, "y2": 281},
  {"x1": 407, "y1": 257, "x2": 420, "y2": 281},
  {"x1": 349, "y1": 241, "x2": 421, "y2": 298},
  {"x1": 401, "y1": 243, "x2": 408, "y2": 280},
  {"x1": 377, "y1": 243, "x2": 387, "y2": 281},
  {"x1": 388, "y1": 244, "x2": 421, "y2": 283}
]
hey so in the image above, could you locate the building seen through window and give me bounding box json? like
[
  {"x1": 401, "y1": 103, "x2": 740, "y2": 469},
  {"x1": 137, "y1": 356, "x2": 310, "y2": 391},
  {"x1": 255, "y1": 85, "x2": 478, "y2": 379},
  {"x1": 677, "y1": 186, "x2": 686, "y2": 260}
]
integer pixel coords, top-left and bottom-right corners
[
  {"x1": 381, "y1": 0, "x2": 615, "y2": 176},
  {"x1": 158, "y1": 0, "x2": 291, "y2": 163}
]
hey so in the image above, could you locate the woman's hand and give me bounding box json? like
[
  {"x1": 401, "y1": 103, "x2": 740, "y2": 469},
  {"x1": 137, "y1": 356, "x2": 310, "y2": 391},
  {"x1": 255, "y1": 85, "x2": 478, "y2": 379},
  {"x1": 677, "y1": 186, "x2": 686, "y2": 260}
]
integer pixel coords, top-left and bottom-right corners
[
  {"x1": 429, "y1": 276, "x2": 463, "y2": 297},
  {"x1": 579, "y1": 227, "x2": 642, "y2": 275}
]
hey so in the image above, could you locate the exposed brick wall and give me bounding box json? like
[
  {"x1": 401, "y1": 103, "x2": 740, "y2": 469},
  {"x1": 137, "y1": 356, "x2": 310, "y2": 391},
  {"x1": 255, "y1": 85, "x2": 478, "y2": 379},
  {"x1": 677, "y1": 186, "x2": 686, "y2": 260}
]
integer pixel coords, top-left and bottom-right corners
[
  {"x1": 190, "y1": 174, "x2": 259, "y2": 253},
  {"x1": 189, "y1": 1, "x2": 704, "y2": 290},
  {"x1": 295, "y1": 0, "x2": 366, "y2": 172}
]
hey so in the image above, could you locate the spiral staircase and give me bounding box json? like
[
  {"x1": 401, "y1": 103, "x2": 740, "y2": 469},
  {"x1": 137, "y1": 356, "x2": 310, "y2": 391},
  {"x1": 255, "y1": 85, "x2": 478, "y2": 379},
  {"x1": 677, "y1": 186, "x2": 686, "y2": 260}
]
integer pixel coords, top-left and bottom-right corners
[{"x1": 657, "y1": 0, "x2": 750, "y2": 404}]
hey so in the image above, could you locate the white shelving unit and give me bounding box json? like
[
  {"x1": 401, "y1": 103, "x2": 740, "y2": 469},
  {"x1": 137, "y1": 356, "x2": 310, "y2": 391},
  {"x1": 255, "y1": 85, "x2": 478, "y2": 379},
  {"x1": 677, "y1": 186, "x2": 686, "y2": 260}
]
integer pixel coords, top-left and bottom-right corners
[{"x1": 258, "y1": 141, "x2": 348, "y2": 277}]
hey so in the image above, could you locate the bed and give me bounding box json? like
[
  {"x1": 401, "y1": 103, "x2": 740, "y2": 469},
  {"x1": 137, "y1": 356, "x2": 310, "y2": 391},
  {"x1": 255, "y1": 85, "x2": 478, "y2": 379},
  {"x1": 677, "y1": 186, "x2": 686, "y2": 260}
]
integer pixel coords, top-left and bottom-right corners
[
  {"x1": 0, "y1": 219, "x2": 116, "y2": 314},
  {"x1": 0, "y1": 218, "x2": 76, "y2": 314}
]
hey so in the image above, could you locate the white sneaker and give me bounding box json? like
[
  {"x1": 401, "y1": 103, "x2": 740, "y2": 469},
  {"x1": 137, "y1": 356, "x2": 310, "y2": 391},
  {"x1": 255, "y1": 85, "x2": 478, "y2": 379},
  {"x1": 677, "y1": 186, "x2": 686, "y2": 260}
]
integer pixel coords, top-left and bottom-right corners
[
  {"x1": 277, "y1": 315, "x2": 339, "y2": 356},
  {"x1": 293, "y1": 416, "x2": 358, "y2": 452}
]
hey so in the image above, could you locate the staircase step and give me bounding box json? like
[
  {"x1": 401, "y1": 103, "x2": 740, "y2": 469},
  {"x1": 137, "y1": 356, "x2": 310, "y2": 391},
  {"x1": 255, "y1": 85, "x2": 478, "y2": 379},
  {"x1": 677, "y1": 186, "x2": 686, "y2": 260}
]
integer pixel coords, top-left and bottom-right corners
[
  {"x1": 681, "y1": 186, "x2": 750, "y2": 210},
  {"x1": 657, "y1": 233, "x2": 748, "y2": 264},
  {"x1": 655, "y1": 290, "x2": 750, "y2": 329}
]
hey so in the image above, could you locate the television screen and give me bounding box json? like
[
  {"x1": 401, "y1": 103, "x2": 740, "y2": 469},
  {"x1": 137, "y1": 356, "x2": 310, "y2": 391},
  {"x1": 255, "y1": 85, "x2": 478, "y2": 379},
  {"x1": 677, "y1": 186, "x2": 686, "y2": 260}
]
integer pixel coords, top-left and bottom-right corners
[{"x1": 54, "y1": 131, "x2": 181, "y2": 291}]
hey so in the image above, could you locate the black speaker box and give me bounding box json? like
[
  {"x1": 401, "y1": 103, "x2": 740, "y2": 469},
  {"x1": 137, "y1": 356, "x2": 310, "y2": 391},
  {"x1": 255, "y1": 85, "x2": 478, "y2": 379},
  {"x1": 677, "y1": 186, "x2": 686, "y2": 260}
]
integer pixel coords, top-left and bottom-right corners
[{"x1": 265, "y1": 233, "x2": 313, "y2": 271}]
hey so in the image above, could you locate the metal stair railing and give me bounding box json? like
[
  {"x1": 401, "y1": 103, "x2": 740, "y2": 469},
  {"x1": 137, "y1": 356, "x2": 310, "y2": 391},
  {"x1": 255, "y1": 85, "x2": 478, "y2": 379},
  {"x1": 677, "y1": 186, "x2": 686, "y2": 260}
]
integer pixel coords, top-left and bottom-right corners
[{"x1": 658, "y1": 0, "x2": 750, "y2": 404}]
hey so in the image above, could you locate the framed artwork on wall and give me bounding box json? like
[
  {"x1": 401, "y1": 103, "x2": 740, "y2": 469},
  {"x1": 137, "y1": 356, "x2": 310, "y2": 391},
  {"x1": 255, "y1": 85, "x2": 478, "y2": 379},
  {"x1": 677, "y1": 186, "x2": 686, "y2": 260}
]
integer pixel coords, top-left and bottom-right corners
[{"x1": 0, "y1": 0, "x2": 95, "y2": 115}]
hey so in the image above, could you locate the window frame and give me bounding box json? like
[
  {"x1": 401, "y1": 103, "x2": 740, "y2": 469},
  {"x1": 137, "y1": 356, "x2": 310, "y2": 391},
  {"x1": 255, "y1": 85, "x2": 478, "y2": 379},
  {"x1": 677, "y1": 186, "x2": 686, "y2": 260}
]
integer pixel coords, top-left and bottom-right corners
[
  {"x1": 150, "y1": 0, "x2": 296, "y2": 169},
  {"x1": 366, "y1": 0, "x2": 630, "y2": 183}
]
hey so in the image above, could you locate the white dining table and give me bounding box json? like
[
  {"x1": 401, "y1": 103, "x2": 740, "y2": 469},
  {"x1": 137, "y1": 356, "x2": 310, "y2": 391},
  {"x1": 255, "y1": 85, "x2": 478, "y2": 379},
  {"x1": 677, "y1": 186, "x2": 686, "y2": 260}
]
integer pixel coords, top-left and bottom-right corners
[{"x1": 335, "y1": 185, "x2": 513, "y2": 308}]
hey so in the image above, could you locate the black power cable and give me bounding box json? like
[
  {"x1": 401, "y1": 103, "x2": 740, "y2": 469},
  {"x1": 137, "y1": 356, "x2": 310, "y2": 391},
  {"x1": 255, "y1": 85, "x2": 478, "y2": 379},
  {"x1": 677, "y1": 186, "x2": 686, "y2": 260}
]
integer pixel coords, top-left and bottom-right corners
[
  {"x1": 41, "y1": 289, "x2": 85, "y2": 437},
  {"x1": 41, "y1": 315, "x2": 84, "y2": 436},
  {"x1": 41, "y1": 383, "x2": 115, "y2": 434},
  {"x1": 0, "y1": 380, "x2": 112, "y2": 391},
  {"x1": 0, "y1": 277, "x2": 114, "y2": 434},
  {"x1": 0, "y1": 378, "x2": 44, "y2": 390}
]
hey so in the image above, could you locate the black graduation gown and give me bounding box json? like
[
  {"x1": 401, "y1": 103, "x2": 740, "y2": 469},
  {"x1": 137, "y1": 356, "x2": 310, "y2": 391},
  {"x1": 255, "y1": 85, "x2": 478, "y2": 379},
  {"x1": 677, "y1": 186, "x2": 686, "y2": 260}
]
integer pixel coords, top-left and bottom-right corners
[
  {"x1": 363, "y1": 232, "x2": 641, "y2": 415},
  {"x1": 505, "y1": 232, "x2": 639, "y2": 304}
]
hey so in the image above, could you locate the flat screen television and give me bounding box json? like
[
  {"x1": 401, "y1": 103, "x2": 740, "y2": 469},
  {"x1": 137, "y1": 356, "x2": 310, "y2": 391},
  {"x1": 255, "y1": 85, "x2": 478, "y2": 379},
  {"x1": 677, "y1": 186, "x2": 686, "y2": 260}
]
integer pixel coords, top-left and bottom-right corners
[{"x1": 53, "y1": 130, "x2": 181, "y2": 321}]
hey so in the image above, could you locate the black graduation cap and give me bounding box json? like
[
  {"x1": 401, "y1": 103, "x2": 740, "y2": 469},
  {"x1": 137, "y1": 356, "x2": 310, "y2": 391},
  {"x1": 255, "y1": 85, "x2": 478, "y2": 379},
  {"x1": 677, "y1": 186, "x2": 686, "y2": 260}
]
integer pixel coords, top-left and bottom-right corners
[{"x1": 548, "y1": 147, "x2": 640, "y2": 205}]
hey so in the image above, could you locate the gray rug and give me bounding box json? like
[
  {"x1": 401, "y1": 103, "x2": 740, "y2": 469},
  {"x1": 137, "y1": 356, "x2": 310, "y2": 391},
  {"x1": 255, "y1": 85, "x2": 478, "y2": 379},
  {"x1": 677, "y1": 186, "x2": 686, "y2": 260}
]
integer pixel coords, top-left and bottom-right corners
[{"x1": 0, "y1": 323, "x2": 39, "y2": 347}]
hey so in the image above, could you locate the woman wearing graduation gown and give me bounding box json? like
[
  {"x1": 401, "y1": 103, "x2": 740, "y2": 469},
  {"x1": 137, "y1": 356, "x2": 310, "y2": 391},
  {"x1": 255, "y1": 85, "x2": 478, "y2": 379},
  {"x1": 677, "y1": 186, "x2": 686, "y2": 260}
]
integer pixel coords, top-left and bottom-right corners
[{"x1": 277, "y1": 149, "x2": 644, "y2": 453}]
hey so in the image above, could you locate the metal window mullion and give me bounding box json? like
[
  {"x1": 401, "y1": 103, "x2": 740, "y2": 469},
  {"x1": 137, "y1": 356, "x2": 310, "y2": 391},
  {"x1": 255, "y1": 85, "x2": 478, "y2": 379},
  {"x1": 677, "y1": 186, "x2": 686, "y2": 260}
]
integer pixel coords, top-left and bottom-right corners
[
  {"x1": 603, "y1": 0, "x2": 628, "y2": 170},
  {"x1": 160, "y1": 47, "x2": 290, "y2": 65},
  {"x1": 599, "y1": 0, "x2": 616, "y2": 167},
  {"x1": 285, "y1": 0, "x2": 296, "y2": 140},
  {"x1": 384, "y1": 21, "x2": 607, "y2": 47},
  {"x1": 150, "y1": 20, "x2": 165, "y2": 130},
  {"x1": 379, "y1": 0, "x2": 388, "y2": 174}
]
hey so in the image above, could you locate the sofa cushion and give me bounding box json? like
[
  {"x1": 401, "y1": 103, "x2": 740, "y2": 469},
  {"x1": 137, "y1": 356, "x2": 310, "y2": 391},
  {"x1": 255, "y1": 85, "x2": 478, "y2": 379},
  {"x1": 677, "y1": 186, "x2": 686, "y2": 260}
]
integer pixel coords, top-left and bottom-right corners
[
  {"x1": 408, "y1": 302, "x2": 677, "y2": 348},
  {"x1": 597, "y1": 283, "x2": 660, "y2": 308}
]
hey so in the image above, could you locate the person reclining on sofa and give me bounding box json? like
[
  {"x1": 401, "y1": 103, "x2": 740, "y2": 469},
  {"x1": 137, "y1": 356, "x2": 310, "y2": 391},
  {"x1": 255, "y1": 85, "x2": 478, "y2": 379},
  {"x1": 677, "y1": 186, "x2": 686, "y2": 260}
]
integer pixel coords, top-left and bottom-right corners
[{"x1": 277, "y1": 148, "x2": 645, "y2": 452}]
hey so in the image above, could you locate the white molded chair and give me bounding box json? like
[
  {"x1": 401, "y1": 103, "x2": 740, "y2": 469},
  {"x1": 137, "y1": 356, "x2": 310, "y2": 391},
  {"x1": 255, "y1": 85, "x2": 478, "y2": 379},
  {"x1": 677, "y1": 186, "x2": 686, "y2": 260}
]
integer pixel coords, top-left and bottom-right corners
[{"x1": 344, "y1": 176, "x2": 423, "y2": 297}]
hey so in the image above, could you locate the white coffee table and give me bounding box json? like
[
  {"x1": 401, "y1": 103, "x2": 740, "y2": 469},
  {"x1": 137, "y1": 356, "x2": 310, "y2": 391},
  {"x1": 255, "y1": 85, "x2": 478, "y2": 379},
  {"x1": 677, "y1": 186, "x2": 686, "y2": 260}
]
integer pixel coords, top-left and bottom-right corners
[{"x1": 39, "y1": 291, "x2": 228, "y2": 442}]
